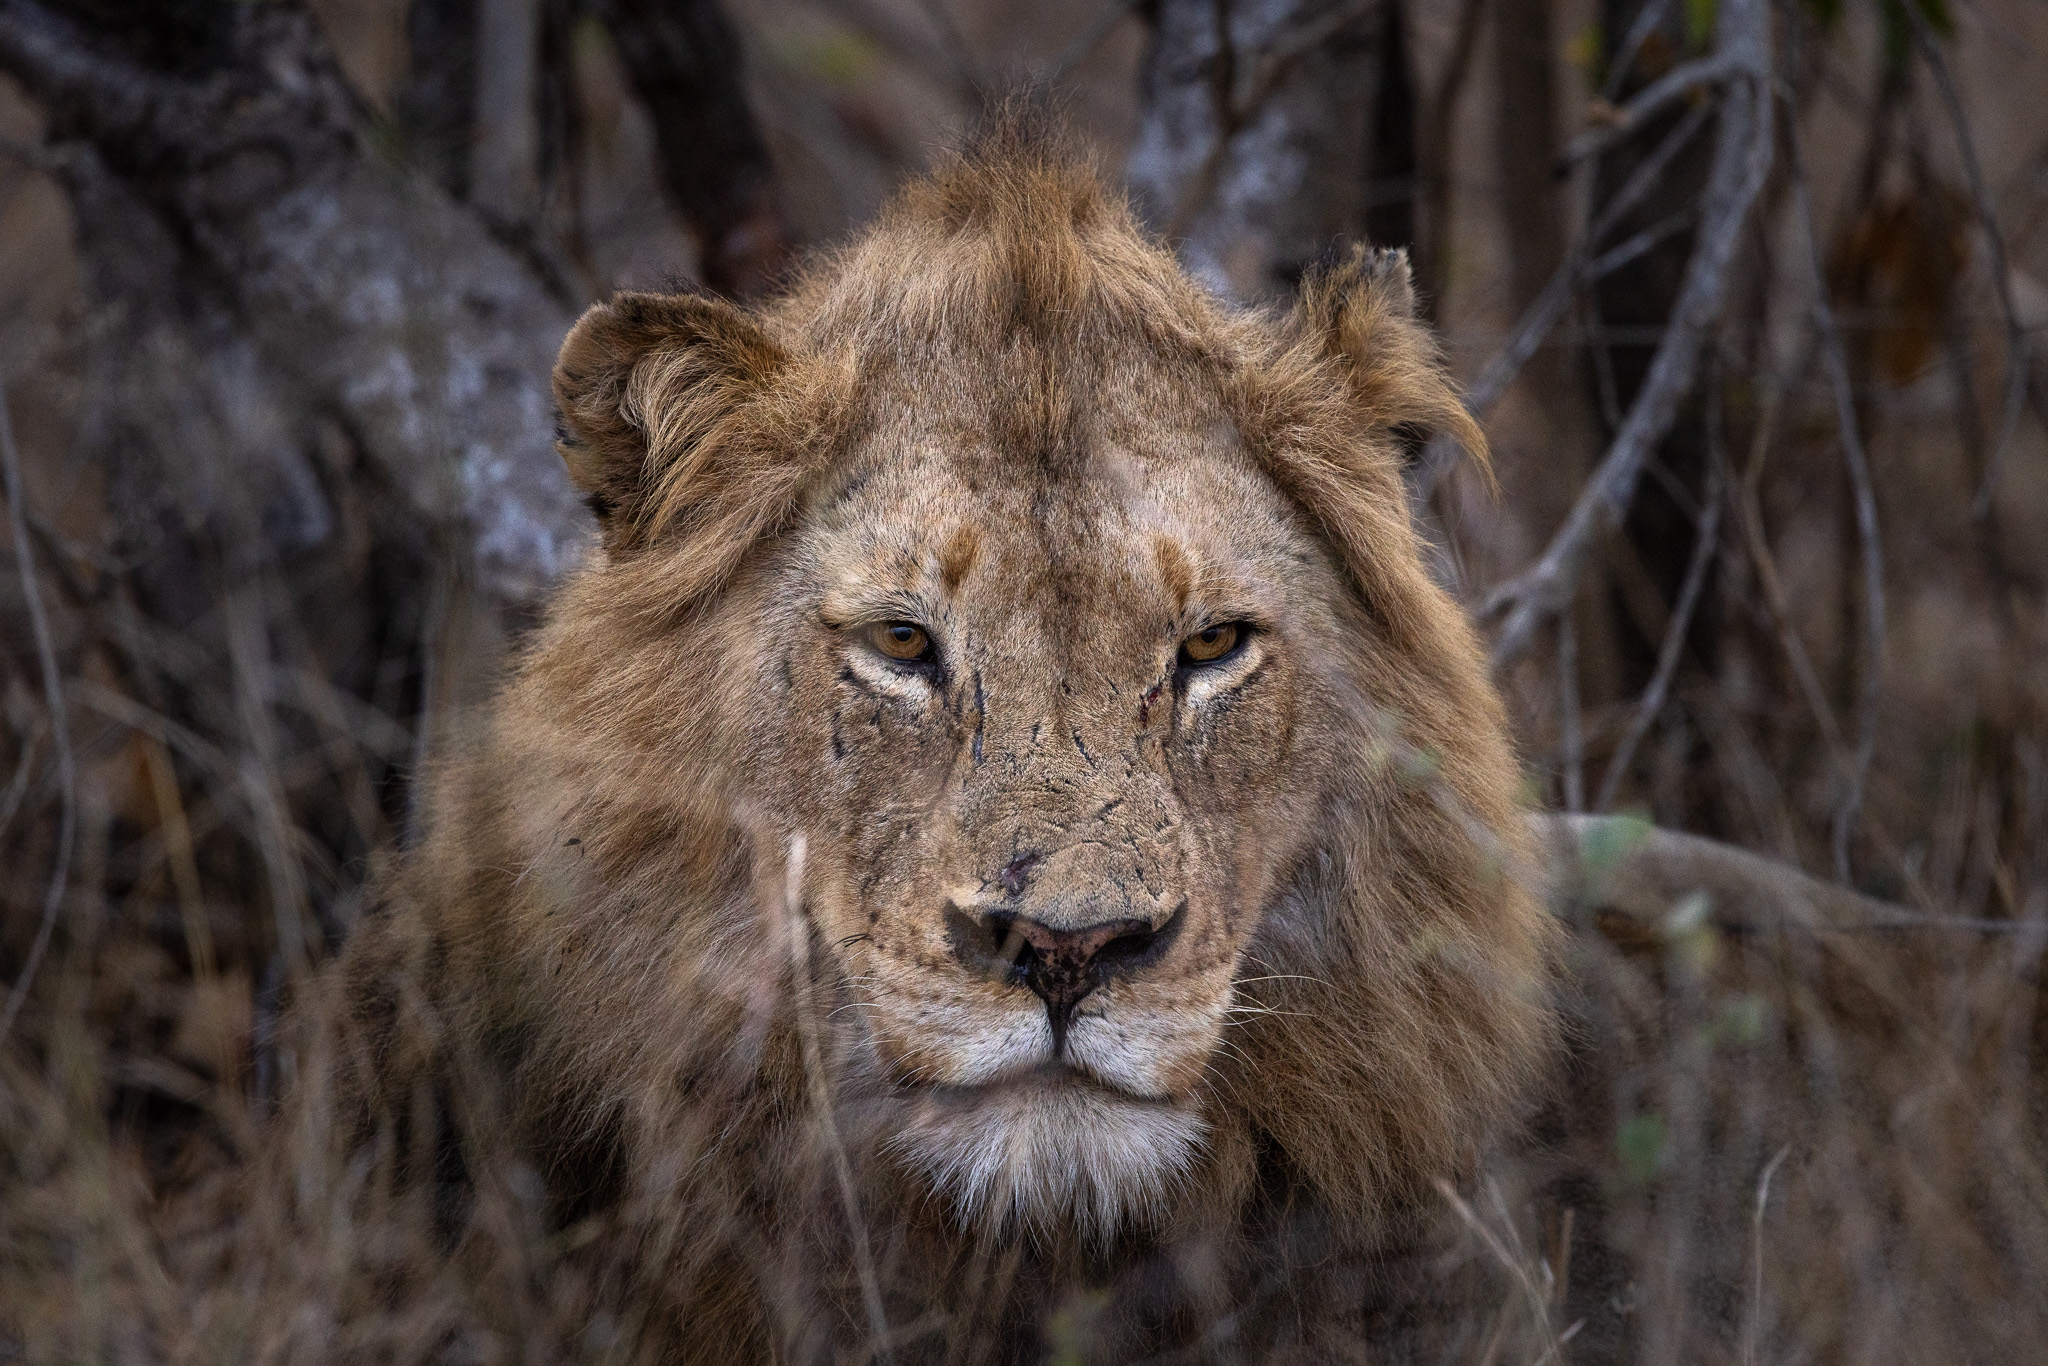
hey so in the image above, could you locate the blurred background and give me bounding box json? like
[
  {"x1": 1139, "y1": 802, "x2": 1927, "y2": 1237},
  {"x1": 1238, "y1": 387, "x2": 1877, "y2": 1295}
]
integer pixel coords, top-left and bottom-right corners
[{"x1": 1, "y1": 0, "x2": 2045, "y2": 1360}]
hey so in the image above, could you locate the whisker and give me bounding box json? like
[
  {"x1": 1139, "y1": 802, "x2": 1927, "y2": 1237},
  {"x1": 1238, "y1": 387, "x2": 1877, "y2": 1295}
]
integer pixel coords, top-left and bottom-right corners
[{"x1": 1221, "y1": 1005, "x2": 1310, "y2": 1020}]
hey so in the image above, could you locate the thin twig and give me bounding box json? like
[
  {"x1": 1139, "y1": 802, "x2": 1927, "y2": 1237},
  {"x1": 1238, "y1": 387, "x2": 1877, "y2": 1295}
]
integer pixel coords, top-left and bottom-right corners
[
  {"x1": 1412, "y1": 98, "x2": 1714, "y2": 502},
  {"x1": 781, "y1": 836, "x2": 894, "y2": 1361},
  {"x1": 1583, "y1": 206, "x2": 1698, "y2": 279},
  {"x1": 1415, "y1": 0, "x2": 1488, "y2": 302},
  {"x1": 1530, "y1": 1319, "x2": 1586, "y2": 1366},
  {"x1": 1734, "y1": 358, "x2": 1855, "y2": 764},
  {"x1": 1741, "y1": 1144, "x2": 1792, "y2": 1366},
  {"x1": 1903, "y1": 6, "x2": 2047, "y2": 517},
  {"x1": 1783, "y1": 81, "x2": 1885, "y2": 881},
  {"x1": 0, "y1": 383, "x2": 75, "y2": 1047},
  {"x1": 1557, "y1": 615, "x2": 1584, "y2": 812},
  {"x1": 1485, "y1": 0, "x2": 1773, "y2": 671},
  {"x1": 1436, "y1": 1178, "x2": 1564, "y2": 1362},
  {"x1": 0, "y1": 718, "x2": 41, "y2": 846},
  {"x1": 1561, "y1": 50, "x2": 1740, "y2": 168},
  {"x1": 1595, "y1": 410, "x2": 1723, "y2": 812},
  {"x1": 1601, "y1": 0, "x2": 1679, "y2": 101}
]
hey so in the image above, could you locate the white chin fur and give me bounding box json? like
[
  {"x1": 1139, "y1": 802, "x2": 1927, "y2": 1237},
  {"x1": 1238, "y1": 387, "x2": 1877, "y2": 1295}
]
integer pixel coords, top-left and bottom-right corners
[{"x1": 886, "y1": 1078, "x2": 1208, "y2": 1242}]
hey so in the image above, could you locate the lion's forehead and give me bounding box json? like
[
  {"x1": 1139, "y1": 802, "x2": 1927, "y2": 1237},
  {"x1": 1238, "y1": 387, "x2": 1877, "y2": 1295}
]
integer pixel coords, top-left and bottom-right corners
[{"x1": 802, "y1": 417, "x2": 1325, "y2": 619}]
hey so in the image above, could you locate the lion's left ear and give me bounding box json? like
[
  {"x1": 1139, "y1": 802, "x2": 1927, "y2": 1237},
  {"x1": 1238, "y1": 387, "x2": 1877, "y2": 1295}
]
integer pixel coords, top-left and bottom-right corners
[
  {"x1": 1291, "y1": 244, "x2": 1487, "y2": 469},
  {"x1": 552, "y1": 290, "x2": 789, "y2": 553}
]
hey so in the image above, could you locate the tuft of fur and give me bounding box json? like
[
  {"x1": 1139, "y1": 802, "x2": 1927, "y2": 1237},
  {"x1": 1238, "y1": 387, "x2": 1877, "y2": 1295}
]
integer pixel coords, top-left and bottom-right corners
[
  {"x1": 887, "y1": 1079, "x2": 1210, "y2": 1243},
  {"x1": 313, "y1": 129, "x2": 1559, "y2": 1363}
]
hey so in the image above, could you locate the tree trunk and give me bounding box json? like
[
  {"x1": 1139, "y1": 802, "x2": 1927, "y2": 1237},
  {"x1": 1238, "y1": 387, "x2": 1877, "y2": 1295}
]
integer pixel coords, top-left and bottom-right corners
[
  {"x1": 397, "y1": 0, "x2": 479, "y2": 200},
  {"x1": 0, "y1": 0, "x2": 589, "y2": 607},
  {"x1": 599, "y1": 0, "x2": 788, "y2": 297},
  {"x1": 1127, "y1": 0, "x2": 1401, "y2": 301}
]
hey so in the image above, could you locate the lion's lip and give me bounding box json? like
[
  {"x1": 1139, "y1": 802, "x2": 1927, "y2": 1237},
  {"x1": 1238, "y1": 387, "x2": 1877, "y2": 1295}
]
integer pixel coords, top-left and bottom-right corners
[{"x1": 895, "y1": 1061, "x2": 1177, "y2": 1108}]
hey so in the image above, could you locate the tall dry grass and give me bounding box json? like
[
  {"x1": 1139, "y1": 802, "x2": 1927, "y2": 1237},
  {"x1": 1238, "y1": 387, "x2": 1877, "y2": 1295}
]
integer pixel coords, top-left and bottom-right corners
[
  {"x1": 3, "y1": 0, "x2": 2047, "y2": 1357},
  {"x1": 2, "y1": 493, "x2": 2043, "y2": 1360}
]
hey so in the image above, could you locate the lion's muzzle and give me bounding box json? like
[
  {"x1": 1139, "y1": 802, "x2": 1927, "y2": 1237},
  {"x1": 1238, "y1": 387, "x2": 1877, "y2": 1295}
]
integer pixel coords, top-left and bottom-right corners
[{"x1": 944, "y1": 901, "x2": 1187, "y2": 1052}]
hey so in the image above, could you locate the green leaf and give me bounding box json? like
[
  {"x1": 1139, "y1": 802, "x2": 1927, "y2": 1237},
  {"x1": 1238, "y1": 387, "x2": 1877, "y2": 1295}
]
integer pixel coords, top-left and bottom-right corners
[
  {"x1": 1914, "y1": 0, "x2": 1955, "y2": 38},
  {"x1": 1711, "y1": 992, "x2": 1771, "y2": 1047},
  {"x1": 1878, "y1": 0, "x2": 1955, "y2": 72},
  {"x1": 1618, "y1": 1111, "x2": 1668, "y2": 1187},
  {"x1": 1800, "y1": 0, "x2": 1844, "y2": 30},
  {"x1": 1578, "y1": 811, "x2": 1653, "y2": 876},
  {"x1": 1686, "y1": 0, "x2": 1718, "y2": 50}
]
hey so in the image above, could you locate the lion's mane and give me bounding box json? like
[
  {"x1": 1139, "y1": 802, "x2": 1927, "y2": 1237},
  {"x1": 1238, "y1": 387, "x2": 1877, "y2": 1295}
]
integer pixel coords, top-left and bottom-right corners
[{"x1": 319, "y1": 123, "x2": 1558, "y2": 1364}]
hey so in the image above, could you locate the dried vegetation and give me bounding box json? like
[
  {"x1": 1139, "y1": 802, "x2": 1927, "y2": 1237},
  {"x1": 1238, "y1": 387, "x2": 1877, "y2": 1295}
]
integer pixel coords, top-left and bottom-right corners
[{"x1": 2, "y1": 0, "x2": 2046, "y2": 1360}]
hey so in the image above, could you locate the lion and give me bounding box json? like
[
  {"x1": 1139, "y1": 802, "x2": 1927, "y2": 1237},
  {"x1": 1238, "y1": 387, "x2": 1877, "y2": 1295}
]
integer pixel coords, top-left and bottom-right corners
[{"x1": 320, "y1": 127, "x2": 1559, "y2": 1363}]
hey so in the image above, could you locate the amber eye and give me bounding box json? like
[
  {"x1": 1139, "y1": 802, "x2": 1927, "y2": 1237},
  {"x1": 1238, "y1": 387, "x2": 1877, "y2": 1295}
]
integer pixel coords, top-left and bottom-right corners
[
  {"x1": 867, "y1": 622, "x2": 933, "y2": 662},
  {"x1": 1178, "y1": 622, "x2": 1243, "y2": 666}
]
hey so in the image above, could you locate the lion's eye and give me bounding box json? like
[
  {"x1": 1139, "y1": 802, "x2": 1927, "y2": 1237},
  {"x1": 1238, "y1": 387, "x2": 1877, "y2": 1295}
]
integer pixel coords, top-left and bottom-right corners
[
  {"x1": 1178, "y1": 622, "x2": 1245, "y2": 667},
  {"x1": 867, "y1": 622, "x2": 933, "y2": 663}
]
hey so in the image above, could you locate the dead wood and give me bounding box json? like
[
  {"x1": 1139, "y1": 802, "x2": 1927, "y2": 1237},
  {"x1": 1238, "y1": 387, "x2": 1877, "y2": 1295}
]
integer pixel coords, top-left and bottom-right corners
[{"x1": 0, "y1": 0, "x2": 588, "y2": 608}]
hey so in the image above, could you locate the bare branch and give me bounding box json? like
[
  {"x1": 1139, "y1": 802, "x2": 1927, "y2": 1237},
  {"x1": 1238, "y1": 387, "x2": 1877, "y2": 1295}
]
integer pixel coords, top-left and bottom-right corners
[
  {"x1": 1594, "y1": 424, "x2": 1723, "y2": 812},
  {"x1": 1537, "y1": 814, "x2": 2022, "y2": 934},
  {"x1": 601, "y1": 0, "x2": 790, "y2": 298},
  {"x1": 1483, "y1": 0, "x2": 1774, "y2": 671},
  {"x1": 471, "y1": 0, "x2": 542, "y2": 223},
  {"x1": 1601, "y1": 0, "x2": 1679, "y2": 101},
  {"x1": 0, "y1": 384, "x2": 75, "y2": 1047},
  {"x1": 1586, "y1": 206, "x2": 1698, "y2": 278},
  {"x1": 1411, "y1": 97, "x2": 1713, "y2": 502},
  {"x1": 1414, "y1": 0, "x2": 1488, "y2": 302},
  {"x1": 1561, "y1": 50, "x2": 1739, "y2": 168},
  {"x1": 1156, "y1": 0, "x2": 1383, "y2": 242},
  {"x1": 1904, "y1": 9, "x2": 2048, "y2": 516},
  {"x1": 1257, "y1": 0, "x2": 1382, "y2": 76},
  {"x1": 1783, "y1": 83, "x2": 1885, "y2": 881},
  {"x1": 1732, "y1": 360, "x2": 1850, "y2": 764},
  {"x1": 1557, "y1": 614, "x2": 1585, "y2": 811}
]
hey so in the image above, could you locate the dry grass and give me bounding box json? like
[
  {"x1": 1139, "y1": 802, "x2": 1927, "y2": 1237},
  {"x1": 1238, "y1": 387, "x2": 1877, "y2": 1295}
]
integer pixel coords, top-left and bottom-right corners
[
  {"x1": 3, "y1": 0, "x2": 2046, "y2": 1353},
  {"x1": 1, "y1": 518, "x2": 2043, "y2": 1361}
]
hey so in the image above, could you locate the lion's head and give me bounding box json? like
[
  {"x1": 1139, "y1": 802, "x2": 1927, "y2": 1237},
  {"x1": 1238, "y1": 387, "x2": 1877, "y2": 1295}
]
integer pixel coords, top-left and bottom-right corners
[{"x1": 474, "y1": 131, "x2": 1555, "y2": 1260}]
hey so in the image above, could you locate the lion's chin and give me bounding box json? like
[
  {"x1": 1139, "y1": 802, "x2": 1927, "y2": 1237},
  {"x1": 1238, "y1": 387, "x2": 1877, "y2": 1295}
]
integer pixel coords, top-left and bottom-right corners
[{"x1": 884, "y1": 1071, "x2": 1208, "y2": 1243}]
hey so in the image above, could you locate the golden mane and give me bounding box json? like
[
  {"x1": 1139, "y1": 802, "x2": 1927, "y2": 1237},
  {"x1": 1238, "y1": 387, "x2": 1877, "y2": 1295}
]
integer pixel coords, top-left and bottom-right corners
[{"x1": 303, "y1": 126, "x2": 1557, "y2": 1362}]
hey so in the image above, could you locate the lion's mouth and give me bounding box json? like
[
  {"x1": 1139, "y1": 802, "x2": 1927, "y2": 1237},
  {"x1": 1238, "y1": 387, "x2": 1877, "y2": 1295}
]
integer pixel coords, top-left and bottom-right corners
[{"x1": 895, "y1": 1058, "x2": 1179, "y2": 1108}]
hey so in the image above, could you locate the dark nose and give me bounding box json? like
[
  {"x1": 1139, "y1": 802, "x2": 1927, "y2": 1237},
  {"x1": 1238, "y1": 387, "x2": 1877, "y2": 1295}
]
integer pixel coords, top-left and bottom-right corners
[{"x1": 944, "y1": 903, "x2": 1185, "y2": 1052}]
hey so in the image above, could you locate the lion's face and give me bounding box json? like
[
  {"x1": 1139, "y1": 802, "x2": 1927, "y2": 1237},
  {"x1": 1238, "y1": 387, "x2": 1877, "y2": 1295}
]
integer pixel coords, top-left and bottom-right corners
[
  {"x1": 538, "y1": 153, "x2": 1551, "y2": 1250},
  {"x1": 748, "y1": 371, "x2": 1356, "y2": 1232}
]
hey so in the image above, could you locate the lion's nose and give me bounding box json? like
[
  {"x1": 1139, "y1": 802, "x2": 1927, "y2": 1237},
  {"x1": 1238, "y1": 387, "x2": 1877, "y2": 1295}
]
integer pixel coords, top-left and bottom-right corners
[{"x1": 943, "y1": 903, "x2": 1185, "y2": 1051}]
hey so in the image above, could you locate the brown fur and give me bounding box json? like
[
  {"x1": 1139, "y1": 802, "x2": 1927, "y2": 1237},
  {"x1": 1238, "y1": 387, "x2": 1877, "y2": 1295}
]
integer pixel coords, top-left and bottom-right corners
[{"x1": 321, "y1": 128, "x2": 1559, "y2": 1363}]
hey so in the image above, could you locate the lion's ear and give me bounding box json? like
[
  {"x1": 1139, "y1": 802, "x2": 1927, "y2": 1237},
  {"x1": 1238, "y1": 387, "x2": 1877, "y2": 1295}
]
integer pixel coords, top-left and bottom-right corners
[
  {"x1": 552, "y1": 290, "x2": 787, "y2": 551},
  {"x1": 1292, "y1": 245, "x2": 1487, "y2": 469}
]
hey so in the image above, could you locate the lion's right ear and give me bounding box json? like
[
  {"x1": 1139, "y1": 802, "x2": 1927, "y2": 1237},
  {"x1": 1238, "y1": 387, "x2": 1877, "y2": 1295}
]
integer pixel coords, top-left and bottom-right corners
[{"x1": 552, "y1": 291, "x2": 788, "y2": 552}]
